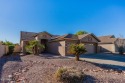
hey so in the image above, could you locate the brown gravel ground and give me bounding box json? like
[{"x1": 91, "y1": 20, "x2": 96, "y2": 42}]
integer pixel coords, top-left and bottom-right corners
[{"x1": 0, "y1": 54, "x2": 125, "y2": 83}]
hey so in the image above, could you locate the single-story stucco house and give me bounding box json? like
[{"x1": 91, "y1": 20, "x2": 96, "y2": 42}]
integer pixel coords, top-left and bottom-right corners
[
  {"x1": 98, "y1": 35, "x2": 125, "y2": 53},
  {"x1": 20, "y1": 31, "x2": 100, "y2": 56}
]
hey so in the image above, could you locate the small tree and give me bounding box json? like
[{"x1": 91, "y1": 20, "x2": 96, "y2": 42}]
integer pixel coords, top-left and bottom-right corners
[
  {"x1": 116, "y1": 39, "x2": 125, "y2": 55},
  {"x1": 75, "y1": 30, "x2": 88, "y2": 35},
  {"x1": 69, "y1": 44, "x2": 87, "y2": 61},
  {"x1": 116, "y1": 35, "x2": 125, "y2": 55},
  {"x1": 25, "y1": 40, "x2": 45, "y2": 55}
]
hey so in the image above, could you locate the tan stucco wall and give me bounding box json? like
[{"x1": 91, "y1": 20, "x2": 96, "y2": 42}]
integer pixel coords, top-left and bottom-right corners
[
  {"x1": 99, "y1": 44, "x2": 115, "y2": 53},
  {"x1": 21, "y1": 40, "x2": 28, "y2": 53},
  {"x1": 47, "y1": 41, "x2": 66, "y2": 56},
  {"x1": 0, "y1": 45, "x2": 8, "y2": 57}
]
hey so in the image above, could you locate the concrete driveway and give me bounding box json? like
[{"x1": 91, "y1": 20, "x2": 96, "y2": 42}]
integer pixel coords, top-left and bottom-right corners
[{"x1": 68, "y1": 53, "x2": 125, "y2": 70}]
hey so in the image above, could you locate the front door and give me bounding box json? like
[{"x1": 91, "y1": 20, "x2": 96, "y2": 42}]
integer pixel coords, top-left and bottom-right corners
[{"x1": 41, "y1": 39, "x2": 47, "y2": 52}]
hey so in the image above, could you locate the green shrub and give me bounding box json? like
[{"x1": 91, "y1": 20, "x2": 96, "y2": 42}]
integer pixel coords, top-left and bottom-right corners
[
  {"x1": 55, "y1": 67, "x2": 85, "y2": 83},
  {"x1": 3, "y1": 41, "x2": 15, "y2": 55},
  {"x1": 8, "y1": 45, "x2": 15, "y2": 54}
]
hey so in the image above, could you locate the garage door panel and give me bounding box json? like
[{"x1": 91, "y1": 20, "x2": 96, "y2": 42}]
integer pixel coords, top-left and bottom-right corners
[{"x1": 85, "y1": 44, "x2": 95, "y2": 54}]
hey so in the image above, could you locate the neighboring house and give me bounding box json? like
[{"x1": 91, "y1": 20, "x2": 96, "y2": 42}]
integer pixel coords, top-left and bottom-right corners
[
  {"x1": 20, "y1": 31, "x2": 100, "y2": 56},
  {"x1": 98, "y1": 35, "x2": 125, "y2": 53}
]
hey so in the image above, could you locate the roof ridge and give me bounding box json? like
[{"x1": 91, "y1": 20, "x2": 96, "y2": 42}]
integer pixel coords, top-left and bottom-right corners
[{"x1": 21, "y1": 31, "x2": 37, "y2": 34}]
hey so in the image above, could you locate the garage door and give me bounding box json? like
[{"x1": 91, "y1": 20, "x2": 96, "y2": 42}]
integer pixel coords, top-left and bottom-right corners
[{"x1": 85, "y1": 44, "x2": 95, "y2": 54}]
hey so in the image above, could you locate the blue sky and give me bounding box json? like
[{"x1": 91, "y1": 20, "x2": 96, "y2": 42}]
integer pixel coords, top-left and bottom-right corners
[{"x1": 0, "y1": 0, "x2": 125, "y2": 43}]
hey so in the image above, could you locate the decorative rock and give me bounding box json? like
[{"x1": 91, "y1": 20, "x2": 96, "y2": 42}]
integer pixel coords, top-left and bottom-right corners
[
  {"x1": 10, "y1": 81, "x2": 15, "y2": 83},
  {"x1": 8, "y1": 75, "x2": 13, "y2": 78},
  {"x1": 22, "y1": 68, "x2": 29, "y2": 73},
  {"x1": 17, "y1": 77, "x2": 25, "y2": 82},
  {"x1": 98, "y1": 69, "x2": 103, "y2": 71},
  {"x1": 117, "y1": 70, "x2": 122, "y2": 73},
  {"x1": 105, "y1": 70, "x2": 109, "y2": 72},
  {"x1": 122, "y1": 71, "x2": 125, "y2": 75},
  {"x1": 92, "y1": 70, "x2": 99, "y2": 72},
  {"x1": 14, "y1": 72, "x2": 21, "y2": 76},
  {"x1": 8, "y1": 74, "x2": 15, "y2": 82},
  {"x1": 109, "y1": 69, "x2": 114, "y2": 72}
]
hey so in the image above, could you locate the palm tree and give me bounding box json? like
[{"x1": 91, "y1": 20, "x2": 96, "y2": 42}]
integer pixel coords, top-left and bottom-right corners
[
  {"x1": 26, "y1": 40, "x2": 45, "y2": 55},
  {"x1": 69, "y1": 44, "x2": 87, "y2": 61}
]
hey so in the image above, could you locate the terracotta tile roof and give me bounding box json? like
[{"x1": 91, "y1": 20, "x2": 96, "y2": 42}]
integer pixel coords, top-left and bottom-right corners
[
  {"x1": 53, "y1": 33, "x2": 100, "y2": 42},
  {"x1": 78, "y1": 34, "x2": 100, "y2": 42},
  {"x1": 98, "y1": 35, "x2": 117, "y2": 44},
  {"x1": 54, "y1": 34, "x2": 78, "y2": 40},
  {"x1": 21, "y1": 31, "x2": 100, "y2": 42},
  {"x1": 34, "y1": 31, "x2": 52, "y2": 37},
  {"x1": 99, "y1": 35, "x2": 115, "y2": 38},
  {"x1": 21, "y1": 31, "x2": 37, "y2": 41},
  {"x1": 78, "y1": 34, "x2": 89, "y2": 39},
  {"x1": 21, "y1": 31, "x2": 57, "y2": 41},
  {"x1": 51, "y1": 35, "x2": 60, "y2": 39}
]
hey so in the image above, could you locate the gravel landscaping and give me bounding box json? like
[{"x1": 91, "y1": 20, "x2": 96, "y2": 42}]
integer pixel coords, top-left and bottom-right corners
[{"x1": 0, "y1": 54, "x2": 125, "y2": 83}]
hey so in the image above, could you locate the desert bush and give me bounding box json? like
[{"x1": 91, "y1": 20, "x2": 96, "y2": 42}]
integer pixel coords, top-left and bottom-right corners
[{"x1": 55, "y1": 67, "x2": 85, "y2": 83}]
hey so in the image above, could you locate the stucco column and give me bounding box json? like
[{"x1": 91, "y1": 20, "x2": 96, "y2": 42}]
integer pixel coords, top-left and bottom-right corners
[
  {"x1": 94, "y1": 43, "x2": 98, "y2": 53},
  {"x1": 21, "y1": 41, "x2": 26, "y2": 54}
]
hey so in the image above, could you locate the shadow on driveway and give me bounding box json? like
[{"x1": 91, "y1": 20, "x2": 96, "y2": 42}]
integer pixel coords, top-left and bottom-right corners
[
  {"x1": 91, "y1": 62, "x2": 125, "y2": 71},
  {"x1": 68, "y1": 53, "x2": 125, "y2": 70},
  {"x1": 81, "y1": 53, "x2": 125, "y2": 63},
  {"x1": 80, "y1": 53, "x2": 125, "y2": 70}
]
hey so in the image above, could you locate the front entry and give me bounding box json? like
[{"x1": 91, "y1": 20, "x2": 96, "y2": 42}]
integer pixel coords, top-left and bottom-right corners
[{"x1": 41, "y1": 39, "x2": 48, "y2": 52}]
